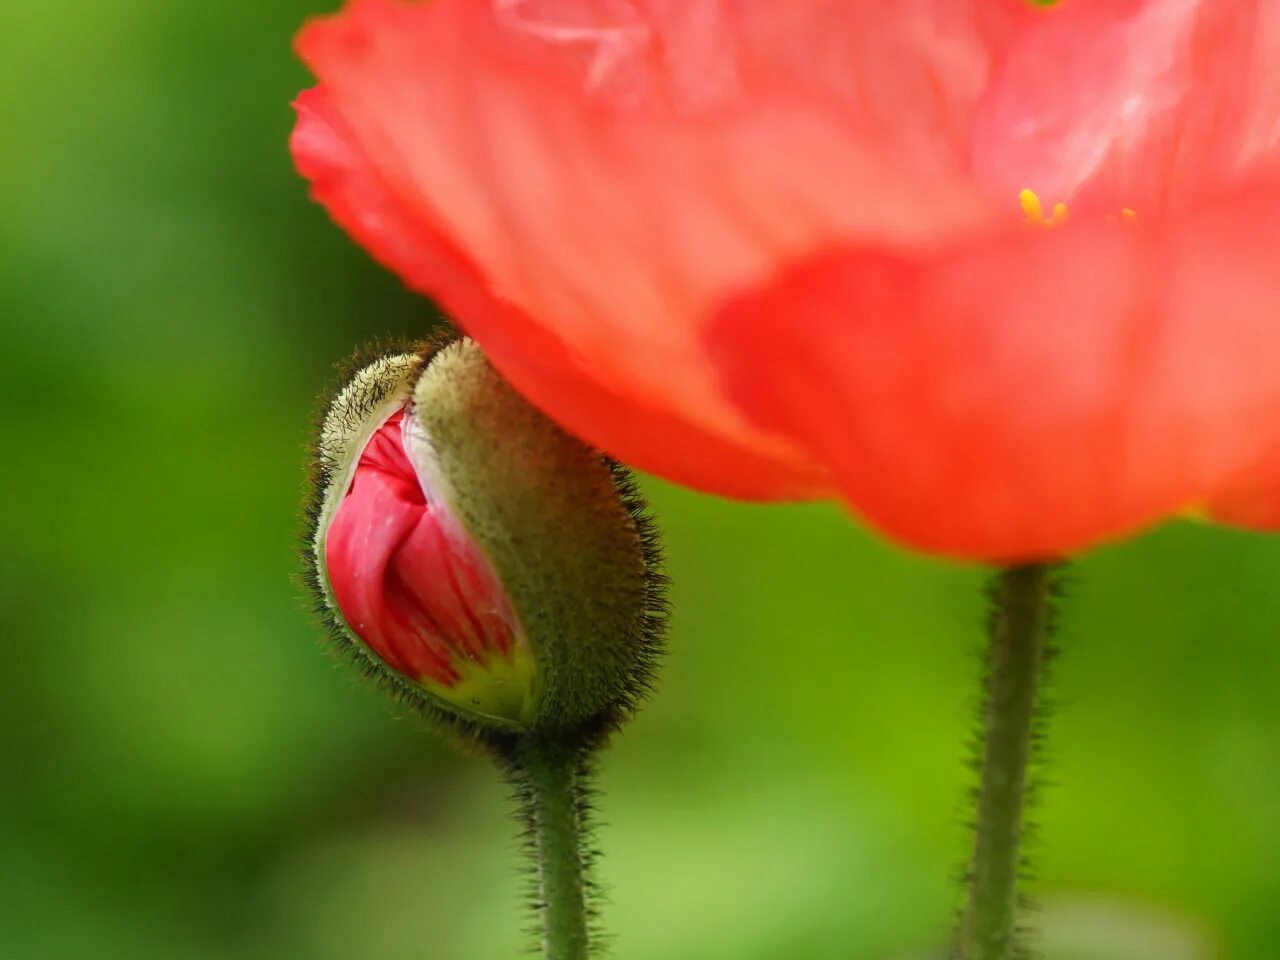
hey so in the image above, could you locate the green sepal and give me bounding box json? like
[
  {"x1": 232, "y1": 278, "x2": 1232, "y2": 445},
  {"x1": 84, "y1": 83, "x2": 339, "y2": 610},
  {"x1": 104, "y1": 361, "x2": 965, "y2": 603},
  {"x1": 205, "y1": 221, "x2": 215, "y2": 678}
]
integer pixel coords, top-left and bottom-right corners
[{"x1": 411, "y1": 339, "x2": 667, "y2": 735}]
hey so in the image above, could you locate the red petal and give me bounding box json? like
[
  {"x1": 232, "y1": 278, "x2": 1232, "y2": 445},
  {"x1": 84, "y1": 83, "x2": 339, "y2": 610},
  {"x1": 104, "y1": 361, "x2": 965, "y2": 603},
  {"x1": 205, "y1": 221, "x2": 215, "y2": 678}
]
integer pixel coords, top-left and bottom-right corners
[
  {"x1": 970, "y1": 0, "x2": 1280, "y2": 213},
  {"x1": 707, "y1": 183, "x2": 1280, "y2": 560},
  {"x1": 394, "y1": 499, "x2": 516, "y2": 662},
  {"x1": 291, "y1": 0, "x2": 1041, "y2": 499},
  {"x1": 325, "y1": 411, "x2": 520, "y2": 686},
  {"x1": 292, "y1": 84, "x2": 826, "y2": 498},
  {"x1": 326, "y1": 448, "x2": 459, "y2": 684},
  {"x1": 1208, "y1": 446, "x2": 1280, "y2": 530}
]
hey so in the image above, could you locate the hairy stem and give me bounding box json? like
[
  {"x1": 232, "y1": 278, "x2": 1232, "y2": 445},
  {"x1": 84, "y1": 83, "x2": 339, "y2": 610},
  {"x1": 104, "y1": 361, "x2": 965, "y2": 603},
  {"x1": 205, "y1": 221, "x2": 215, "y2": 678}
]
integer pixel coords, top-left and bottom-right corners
[
  {"x1": 510, "y1": 737, "x2": 595, "y2": 960},
  {"x1": 958, "y1": 563, "x2": 1056, "y2": 960}
]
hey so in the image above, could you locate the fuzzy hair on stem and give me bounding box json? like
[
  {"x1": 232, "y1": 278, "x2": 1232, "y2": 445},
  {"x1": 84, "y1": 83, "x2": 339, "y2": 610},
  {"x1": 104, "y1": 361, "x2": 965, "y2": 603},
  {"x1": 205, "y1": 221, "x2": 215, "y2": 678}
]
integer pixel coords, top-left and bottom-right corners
[
  {"x1": 955, "y1": 563, "x2": 1063, "y2": 960},
  {"x1": 492, "y1": 736, "x2": 606, "y2": 959}
]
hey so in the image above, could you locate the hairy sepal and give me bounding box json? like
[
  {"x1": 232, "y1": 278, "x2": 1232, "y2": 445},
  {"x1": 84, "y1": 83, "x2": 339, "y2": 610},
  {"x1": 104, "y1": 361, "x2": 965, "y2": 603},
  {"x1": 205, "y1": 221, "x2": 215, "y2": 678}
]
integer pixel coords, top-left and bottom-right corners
[
  {"x1": 303, "y1": 334, "x2": 667, "y2": 745},
  {"x1": 412, "y1": 339, "x2": 667, "y2": 736}
]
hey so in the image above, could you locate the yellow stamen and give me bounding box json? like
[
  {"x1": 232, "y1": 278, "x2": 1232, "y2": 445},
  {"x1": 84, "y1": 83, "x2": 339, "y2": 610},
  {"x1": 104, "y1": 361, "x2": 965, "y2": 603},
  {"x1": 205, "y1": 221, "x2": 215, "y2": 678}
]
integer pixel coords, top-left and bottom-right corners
[
  {"x1": 1019, "y1": 188, "x2": 1070, "y2": 228},
  {"x1": 1020, "y1": 188, "x2": 1136, "y2": 227},
  {"x1": 1019, "y1": 188, "x2": 1043, "y2": 223}
]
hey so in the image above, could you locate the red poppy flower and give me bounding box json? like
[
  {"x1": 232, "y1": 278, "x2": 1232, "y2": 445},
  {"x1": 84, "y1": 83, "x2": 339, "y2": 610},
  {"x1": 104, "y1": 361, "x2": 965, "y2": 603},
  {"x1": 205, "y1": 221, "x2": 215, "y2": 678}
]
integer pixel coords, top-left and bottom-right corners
[{"x1": 291, "y1": 0, "x2": 1280, "y2": 560}]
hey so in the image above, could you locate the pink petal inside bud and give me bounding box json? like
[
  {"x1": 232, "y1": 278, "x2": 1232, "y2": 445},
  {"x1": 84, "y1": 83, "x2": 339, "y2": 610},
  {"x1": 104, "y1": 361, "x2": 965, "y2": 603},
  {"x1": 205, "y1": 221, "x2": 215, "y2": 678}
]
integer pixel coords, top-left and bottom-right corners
[{"x1": 325, "y1": 409, "x2": 521, "y2": 691}]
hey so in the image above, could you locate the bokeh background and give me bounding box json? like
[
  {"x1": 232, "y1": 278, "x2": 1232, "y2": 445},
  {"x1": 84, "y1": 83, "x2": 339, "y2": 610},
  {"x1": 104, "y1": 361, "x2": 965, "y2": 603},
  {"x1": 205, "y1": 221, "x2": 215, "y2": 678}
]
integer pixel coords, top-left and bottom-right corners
[{"x1": 4, "y1": 2, "x2": 1279, "y2": 958}]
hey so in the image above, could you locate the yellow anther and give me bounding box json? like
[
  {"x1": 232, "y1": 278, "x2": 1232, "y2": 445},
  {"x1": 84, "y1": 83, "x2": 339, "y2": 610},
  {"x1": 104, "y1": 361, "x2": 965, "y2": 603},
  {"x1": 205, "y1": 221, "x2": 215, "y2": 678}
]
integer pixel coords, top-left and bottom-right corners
[
  {"x1": 1019, "y1": 188, "x2": 1069, "y2": 228},
  {"x1": 1107, "y1": 207, "x2": 1140, "y2": 226},
  {"x1": 1019, "y1": 188, "x2": 1043, "y2": 223},
  {"x1": 1021, "y1": 188, "x2": 1136, "y2": 228}
]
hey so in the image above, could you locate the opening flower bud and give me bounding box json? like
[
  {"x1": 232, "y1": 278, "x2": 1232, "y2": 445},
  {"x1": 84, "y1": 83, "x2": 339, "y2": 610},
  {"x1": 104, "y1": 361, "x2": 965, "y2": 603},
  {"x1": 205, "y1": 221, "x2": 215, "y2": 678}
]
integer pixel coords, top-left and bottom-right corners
[{"x1": 305, "y1": 336, "x2": 665, "y2": 736}]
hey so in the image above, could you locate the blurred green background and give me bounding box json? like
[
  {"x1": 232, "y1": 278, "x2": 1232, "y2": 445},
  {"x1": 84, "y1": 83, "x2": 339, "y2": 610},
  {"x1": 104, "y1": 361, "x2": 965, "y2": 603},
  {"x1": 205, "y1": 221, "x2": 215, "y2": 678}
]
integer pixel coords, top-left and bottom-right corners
[{"x1": 4, "y1": 2, "x2": 1279, "y2": 958}]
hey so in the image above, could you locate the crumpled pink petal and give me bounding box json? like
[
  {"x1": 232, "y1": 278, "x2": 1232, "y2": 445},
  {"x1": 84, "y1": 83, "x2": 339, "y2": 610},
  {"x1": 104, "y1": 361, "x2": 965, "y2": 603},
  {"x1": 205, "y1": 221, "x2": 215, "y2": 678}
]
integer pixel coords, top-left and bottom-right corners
[{"x1": 325, "y1": 410, "x2": 518, "y2": 684}]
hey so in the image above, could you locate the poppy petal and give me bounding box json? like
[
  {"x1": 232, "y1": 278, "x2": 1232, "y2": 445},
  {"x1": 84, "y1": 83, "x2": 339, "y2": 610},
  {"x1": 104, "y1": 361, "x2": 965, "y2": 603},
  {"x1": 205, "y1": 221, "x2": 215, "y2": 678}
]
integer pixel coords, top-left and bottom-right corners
[
  {"x1": 1208, "y1": 448, "x2": 1280, "y2": 530},
  {"x1": 292, "y1": 85, "x2": 828, "y2": 498},
  {"x1": 970, "y1": 0, "x2": 1280, "y2": 213},
  {"x1": 292, "y1": 0, "x2": 1026, "y2": 498},
  {"x1": 708, "y1": 182, "x2": 1280, "y2": 559}
]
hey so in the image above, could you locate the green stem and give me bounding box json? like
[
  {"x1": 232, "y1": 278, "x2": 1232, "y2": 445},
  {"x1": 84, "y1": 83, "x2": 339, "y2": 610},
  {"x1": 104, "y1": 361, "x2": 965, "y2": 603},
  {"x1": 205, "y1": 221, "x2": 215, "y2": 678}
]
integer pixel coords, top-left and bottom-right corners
[
  {"x1": 958, "y1": 563, "x2": 1055, "y2": 960},
  {"x1": 512, "y1": 737, "x2": 594, "y2": 960}
]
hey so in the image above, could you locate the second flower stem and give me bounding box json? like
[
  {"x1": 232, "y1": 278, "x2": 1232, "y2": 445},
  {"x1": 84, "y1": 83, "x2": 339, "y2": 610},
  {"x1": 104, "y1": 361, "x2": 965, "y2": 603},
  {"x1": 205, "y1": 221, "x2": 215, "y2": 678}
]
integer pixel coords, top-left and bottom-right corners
[{"x1": 958, "y1": 563, "x2": 1055, "y2": 960}]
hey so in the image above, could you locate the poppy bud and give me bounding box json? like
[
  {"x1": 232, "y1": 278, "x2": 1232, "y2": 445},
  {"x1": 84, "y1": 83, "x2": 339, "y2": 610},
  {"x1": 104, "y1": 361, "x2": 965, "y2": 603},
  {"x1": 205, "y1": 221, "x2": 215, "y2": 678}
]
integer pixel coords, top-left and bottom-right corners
[{"x1": 304, "y1": 336, "x2": 666, "y2": 738}]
